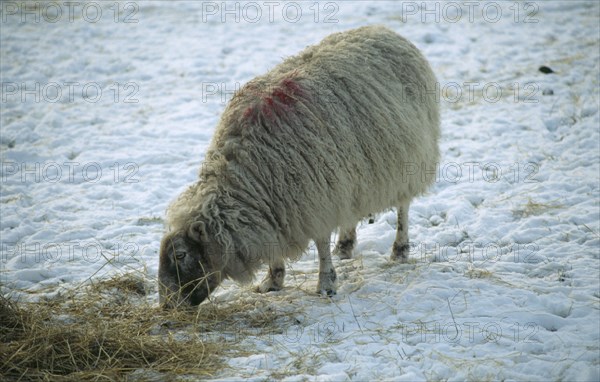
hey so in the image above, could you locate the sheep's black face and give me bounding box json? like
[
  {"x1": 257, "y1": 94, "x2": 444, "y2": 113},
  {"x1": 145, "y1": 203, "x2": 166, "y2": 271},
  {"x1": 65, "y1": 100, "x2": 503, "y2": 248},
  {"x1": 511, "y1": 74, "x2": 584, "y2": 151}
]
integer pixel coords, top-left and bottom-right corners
[{"x1": 158, "y1": 229, "x2": 221, "y2": 309}]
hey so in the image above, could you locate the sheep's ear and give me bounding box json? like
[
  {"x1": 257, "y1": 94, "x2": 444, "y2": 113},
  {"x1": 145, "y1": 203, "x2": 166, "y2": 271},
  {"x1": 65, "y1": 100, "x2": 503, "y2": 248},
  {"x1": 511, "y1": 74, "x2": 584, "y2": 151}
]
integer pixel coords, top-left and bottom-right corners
[{"x1": 188, "y1": 221, "x2": 207, "y2": 242}]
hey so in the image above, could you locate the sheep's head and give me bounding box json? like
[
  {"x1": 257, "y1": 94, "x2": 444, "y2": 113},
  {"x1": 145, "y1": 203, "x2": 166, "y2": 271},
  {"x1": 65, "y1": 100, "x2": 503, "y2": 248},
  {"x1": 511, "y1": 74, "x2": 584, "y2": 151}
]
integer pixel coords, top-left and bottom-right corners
[{"x1": 158, "y1": 221, "x2": 223, "y2": 309}]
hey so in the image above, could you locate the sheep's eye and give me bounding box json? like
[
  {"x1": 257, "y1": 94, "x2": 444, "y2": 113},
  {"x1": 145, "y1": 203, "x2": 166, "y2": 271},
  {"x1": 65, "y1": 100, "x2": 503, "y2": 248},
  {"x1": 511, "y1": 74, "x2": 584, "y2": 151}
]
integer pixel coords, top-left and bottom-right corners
[{"x1": 174, "y1": 251, "x2": 186, "y2": 260}]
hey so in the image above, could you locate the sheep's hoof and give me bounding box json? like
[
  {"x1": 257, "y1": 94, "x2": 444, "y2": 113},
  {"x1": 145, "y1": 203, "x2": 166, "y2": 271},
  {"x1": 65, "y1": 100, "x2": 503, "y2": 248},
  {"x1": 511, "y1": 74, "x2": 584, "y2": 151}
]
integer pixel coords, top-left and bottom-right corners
[
  {"x1": 333, "y1": 246, "x2": 353, "y2": 260},
  {"x1": 390, "y1": 254, "x2": 409, "y2": 263},
  {"x1": 255, "y1": 286, "x2": 280, "y2": 293},
  {"x1": 317, "y1": 288, "x2": 337, "y2": 297},
  {"x1": 339, "y1": 253, "x2": 352, "y2": 260},
  {"x1": 255, "y1": 280, "x2": 282, "y2": 293},
  {"x1": 391, "y1": 242, "x2": 410, "y2": 262},
  {"x1": 317, "y1": 270, "x2": 337, "y2": 297}
]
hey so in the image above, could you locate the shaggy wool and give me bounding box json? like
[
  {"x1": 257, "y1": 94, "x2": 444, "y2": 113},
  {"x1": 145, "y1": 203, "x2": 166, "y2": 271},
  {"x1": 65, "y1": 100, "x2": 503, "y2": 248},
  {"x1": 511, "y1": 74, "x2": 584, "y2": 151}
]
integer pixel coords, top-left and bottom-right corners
[{"x1": 166, "y1": 25, "x2": 440, "y2": 282}]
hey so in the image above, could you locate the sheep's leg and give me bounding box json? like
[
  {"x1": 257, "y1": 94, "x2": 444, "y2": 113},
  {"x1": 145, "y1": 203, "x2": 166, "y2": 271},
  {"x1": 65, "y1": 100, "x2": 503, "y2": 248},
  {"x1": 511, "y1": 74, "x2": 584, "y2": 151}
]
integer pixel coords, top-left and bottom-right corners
[
  {"x1": 316, "y1": 238, "x2": 337, "y2": 296},
  {"x1": 391, "y1": 200, "x2": 410, "y2": 262},
  {"x1": 256, "y1": 257, "x2": 286, "y2": 293},
  {"x1": 333, "y1": 227, "x2": 356, "y2": 259}
]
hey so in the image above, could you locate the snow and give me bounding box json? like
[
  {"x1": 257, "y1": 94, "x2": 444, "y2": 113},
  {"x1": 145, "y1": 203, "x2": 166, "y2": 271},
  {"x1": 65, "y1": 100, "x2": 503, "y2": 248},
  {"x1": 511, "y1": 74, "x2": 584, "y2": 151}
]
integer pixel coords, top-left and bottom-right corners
[{"x1": 1, "y1": 0, "x2": 599, "y2": 381}]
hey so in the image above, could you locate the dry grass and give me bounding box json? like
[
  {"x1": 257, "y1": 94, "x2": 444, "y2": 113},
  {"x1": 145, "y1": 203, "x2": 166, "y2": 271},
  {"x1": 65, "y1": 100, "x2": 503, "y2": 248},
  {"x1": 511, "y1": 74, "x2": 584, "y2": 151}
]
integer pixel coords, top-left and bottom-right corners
[
  {"x1": 0, "y1": 272, "x2": 289, "y2": 381},
  {"x1": 464, "y1": 266, "x2": 493, "y2": 279},
  {"x1": 512, "y1": 197, "x2": 563, "y2": 218}
]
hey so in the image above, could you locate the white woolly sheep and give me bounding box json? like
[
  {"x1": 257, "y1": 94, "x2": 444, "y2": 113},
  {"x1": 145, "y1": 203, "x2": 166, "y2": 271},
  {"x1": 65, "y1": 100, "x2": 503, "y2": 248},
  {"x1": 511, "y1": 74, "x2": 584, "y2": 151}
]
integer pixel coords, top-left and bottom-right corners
[{"x1": 159, "y1": 25, "x2": 440, "y2": 308}]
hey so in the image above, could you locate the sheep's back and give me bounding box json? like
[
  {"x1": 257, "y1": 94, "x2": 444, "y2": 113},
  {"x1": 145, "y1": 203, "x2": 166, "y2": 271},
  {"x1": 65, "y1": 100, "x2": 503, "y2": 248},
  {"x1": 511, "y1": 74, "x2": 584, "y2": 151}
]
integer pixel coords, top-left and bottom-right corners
[{"x1": 208, "y1": 26, "x2": 440, "y2": 241}]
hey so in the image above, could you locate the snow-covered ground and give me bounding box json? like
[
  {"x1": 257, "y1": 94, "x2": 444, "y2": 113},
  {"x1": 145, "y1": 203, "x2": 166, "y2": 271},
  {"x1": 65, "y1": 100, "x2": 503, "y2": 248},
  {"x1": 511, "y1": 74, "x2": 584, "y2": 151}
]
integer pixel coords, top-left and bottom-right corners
[{"x1": 2, "y1": 1, "x2": 599, "y2": 380}]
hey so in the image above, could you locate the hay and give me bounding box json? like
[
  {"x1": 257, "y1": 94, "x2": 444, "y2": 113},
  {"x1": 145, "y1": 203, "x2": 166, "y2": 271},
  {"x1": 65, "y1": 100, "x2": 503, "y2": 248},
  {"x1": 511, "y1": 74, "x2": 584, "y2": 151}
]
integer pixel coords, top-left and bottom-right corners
[
  {"x1": 0, "y1": 273, "x2": 229, "y2": 381},
  {"x1": 1, "y1": 272, "x2": 300, "y2": 381}
]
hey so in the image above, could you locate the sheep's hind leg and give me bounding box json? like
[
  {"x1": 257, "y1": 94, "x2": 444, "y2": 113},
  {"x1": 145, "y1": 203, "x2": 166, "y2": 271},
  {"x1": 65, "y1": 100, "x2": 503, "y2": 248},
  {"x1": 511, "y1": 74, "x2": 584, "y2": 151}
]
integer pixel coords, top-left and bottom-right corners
[
  {"x1": 256, "y1": 257, "x2": 286, "y2": 293},
  {"x1": 316, "y1": 238, "x2": 337, "y2": 296},
  {"x1": 333, "y1": 227, "x2": 356, "y2": 260},
  {"x1": 391, "y1": 201, "x2": 411, "y2": 262}
]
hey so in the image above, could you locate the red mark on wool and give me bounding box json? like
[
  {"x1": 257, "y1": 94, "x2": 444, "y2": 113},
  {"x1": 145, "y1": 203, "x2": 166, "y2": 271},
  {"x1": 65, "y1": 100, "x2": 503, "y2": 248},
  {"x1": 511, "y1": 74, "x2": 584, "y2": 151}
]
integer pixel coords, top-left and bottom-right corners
[
  {"x1": 273, "y1": 89, "x2": 292, "y2": 104},
  {"x1": 282, "y1": 78, "x2": 302, "y2": 94},
  {"x1": 242, "y1": 76, "x2": 305, "y2": 124},
  {"x1": 243, "y1": 107, "x2": 254, "y2": 120},
  {"x1": 261, "y1": 103, "x2": 274, "y2": 120}
]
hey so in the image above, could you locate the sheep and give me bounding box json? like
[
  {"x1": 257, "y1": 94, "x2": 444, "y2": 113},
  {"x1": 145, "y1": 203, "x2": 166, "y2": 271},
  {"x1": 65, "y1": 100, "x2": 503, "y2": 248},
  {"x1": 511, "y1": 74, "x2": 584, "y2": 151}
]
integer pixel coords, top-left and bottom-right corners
[{"x1": 158, "y1": 25, "x2": 440, "y2": 308}]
